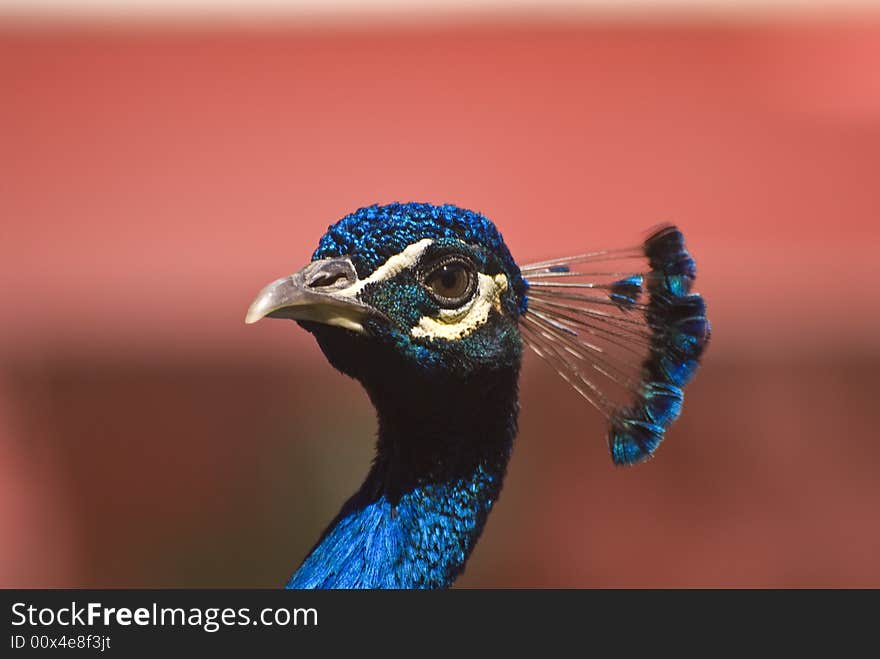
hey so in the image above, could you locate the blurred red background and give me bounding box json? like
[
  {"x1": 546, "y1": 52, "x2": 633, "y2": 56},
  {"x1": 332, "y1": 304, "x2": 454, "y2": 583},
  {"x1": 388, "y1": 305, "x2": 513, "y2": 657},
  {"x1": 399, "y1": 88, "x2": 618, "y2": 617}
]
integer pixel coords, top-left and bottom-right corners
[{"x1": 2, "y1": 15, "x2": 879, "y2": 587}]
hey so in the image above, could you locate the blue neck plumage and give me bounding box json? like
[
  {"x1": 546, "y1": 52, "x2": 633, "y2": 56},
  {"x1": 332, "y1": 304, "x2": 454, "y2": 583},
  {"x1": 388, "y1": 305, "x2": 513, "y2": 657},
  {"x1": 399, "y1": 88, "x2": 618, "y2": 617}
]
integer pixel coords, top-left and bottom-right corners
[{"x1": 287, "y1": 366, "x2": 519, "y2": 589}]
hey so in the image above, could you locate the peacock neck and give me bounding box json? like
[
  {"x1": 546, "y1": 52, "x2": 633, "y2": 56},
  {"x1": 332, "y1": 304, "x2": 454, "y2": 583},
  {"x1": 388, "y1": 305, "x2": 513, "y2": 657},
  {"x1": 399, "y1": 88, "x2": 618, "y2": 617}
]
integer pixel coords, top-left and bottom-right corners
[{"x1": 287, "y1": 366, "x2": 520, "y2": 589}]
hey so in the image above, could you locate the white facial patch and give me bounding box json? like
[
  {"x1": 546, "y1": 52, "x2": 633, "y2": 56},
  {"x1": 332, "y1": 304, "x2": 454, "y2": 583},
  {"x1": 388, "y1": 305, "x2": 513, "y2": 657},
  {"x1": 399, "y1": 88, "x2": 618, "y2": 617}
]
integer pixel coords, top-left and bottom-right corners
[
  {"x1": 411, "y1": 272, "x2": 508, "y2": 342},
  {"x1": 337, "y1": 238, "x2": 434, "y2": 298}
]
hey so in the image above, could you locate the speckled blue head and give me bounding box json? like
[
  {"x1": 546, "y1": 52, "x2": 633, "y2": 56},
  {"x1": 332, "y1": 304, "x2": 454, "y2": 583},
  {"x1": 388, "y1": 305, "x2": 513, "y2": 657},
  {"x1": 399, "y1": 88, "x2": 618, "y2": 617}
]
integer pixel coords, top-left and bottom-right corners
[
  {"x1": 313, "y1": 202, "x2": 528, "y2": 313},
  {"x1": 300, "y1": 202, "x2": 527, "y2": 382}
]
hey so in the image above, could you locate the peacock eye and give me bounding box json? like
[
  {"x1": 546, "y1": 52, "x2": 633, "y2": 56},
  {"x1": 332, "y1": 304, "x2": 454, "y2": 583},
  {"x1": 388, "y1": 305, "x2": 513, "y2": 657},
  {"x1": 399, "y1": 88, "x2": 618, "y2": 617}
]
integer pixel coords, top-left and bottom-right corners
[{"x1": 423, "y1": 258, "x2": 477, "y2": 307}]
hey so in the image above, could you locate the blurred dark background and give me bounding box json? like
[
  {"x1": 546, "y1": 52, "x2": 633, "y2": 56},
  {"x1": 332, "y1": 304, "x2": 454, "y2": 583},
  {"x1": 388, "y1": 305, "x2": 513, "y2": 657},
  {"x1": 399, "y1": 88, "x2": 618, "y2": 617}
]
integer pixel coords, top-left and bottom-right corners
[{"x1": 2, "y1": 6, "x2": 879, "y2": 587}]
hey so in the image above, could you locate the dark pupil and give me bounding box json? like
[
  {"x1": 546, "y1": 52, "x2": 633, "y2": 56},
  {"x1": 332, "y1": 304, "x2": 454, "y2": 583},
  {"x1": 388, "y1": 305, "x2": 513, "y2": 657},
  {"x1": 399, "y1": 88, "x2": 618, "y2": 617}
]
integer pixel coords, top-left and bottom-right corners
[
  {"x1": 428, "y1": 263, "x2": 470, "y2": 300},
  {"x1": 439, "y1": 267, "x2": 458, "y2": 289}
]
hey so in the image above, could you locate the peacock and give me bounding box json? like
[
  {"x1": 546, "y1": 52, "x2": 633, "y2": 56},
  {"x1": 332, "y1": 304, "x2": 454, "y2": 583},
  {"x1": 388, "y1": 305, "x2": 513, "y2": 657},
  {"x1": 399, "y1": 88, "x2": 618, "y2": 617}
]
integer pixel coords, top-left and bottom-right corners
[{"x1": 245, "y1": 202, "x2": 710, "y2": 588}]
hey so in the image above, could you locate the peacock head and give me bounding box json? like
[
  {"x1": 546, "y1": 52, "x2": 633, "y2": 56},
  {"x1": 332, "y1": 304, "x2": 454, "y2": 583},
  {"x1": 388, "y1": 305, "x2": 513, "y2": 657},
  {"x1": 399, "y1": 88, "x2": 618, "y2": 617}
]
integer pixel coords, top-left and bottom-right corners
[
  {"x1": 245, "y1": 203, "x2": 528, "y2": 390},
  {"x1": 247, "y1": 201, "x2": 710, "y2": 466}
]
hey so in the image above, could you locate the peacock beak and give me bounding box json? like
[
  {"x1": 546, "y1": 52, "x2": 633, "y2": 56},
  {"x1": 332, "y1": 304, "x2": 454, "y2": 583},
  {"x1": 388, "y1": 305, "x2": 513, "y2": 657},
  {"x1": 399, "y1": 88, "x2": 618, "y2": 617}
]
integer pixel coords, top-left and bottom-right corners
[{"x1": 245, "y1": 257, "x2": 378, "y2": 333}]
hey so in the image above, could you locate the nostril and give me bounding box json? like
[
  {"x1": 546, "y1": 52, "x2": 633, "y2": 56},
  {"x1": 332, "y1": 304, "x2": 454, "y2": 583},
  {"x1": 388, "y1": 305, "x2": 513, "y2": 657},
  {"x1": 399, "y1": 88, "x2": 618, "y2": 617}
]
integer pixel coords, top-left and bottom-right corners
[
  {"x1": 303, "y1": 258, "x2": 358, "y2": 291},
  {"x1": 309, "y1": 272, "x2": 346, "y2": 288}
]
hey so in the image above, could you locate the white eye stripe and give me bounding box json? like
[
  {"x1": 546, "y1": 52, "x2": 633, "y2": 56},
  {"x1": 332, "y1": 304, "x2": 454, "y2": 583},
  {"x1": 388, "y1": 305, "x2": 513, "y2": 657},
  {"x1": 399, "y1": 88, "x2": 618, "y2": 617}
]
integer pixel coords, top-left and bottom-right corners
[{"x1": 334, "y1": 238, "x2": 434, "y2": 299}]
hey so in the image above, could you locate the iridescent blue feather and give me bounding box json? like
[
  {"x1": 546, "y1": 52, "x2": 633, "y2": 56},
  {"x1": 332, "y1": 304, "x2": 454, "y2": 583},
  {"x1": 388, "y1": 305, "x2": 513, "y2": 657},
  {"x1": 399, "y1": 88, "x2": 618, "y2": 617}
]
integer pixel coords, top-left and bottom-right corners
[
  {"x1": 610, "y1": 275, "x2": 644, "y2": 309},
  {"x1": 519, "y1": 224, "x2": 710, "y2": 466}
]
